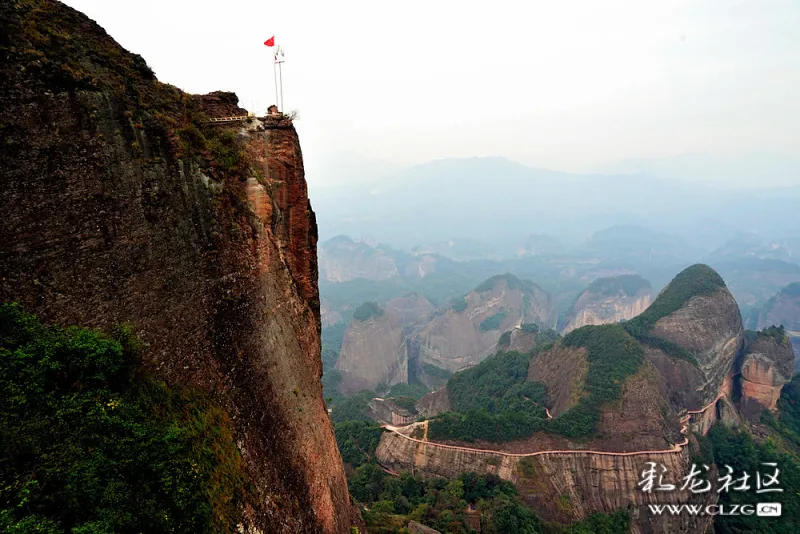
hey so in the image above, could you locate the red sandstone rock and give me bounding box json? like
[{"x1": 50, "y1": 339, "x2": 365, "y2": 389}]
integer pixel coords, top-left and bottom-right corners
[{"x1": 0, "y1": 1, "x2": 361, "y2": 532}]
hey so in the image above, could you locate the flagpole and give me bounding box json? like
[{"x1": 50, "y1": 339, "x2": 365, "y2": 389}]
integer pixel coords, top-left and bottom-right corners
[
  {"x1": 273, "y1": 60, "x2": 278, "y2": 111},
  {"x1": 278, "y1": 61, "x2": 284, "y2": 111}
]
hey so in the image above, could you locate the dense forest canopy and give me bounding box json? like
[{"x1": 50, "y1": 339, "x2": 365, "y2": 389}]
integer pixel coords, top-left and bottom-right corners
[
  {"x1": 0, "y1": 304, "x2": 247, "y2": 534},
  {"x1": 429, "y1": 324, "x2": 644, "y2": 442},
  {"x1": 353, "y1": 301, "x2": 385, "y2": 321}
]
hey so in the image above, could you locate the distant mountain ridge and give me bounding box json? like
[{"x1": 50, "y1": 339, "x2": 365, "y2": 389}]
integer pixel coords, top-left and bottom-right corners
[{"x1": 311, "y1": 156, "x2": 800, "y2": 251}]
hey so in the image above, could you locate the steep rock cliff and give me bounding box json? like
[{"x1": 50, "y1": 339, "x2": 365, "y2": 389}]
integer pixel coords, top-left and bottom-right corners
[
  {"x1": 528, "y1": 345, "x2": 681, "y2": 451},
  {"x1": 384, "y1": 293, "x2": 435, "y2": 324},
  {"x1": 528, "y1": 345, "x2": 589, "y2": 417},
  {"x1": 410, "y1": 274, "x2": 557, "y2": 372},
  {"x1": 496, "y1": 323, "x2": 557, "y2": 353},
  {"x1": 415, "y1": 387, "x2": 452, "y2": 418},
  {"x1": 738, "y1": 329, "x2": 795, "y2": 418},
  {"x1": 376, "y1": 430, "x2": 714, "y2": 534},
  {"x1": 794, "y1": 338, "x2": 800, "y2": 372},
  {"x1": 0, "y1": 1, "x2": 361, "y2": 531},
  {"x1": 403, "y1": 252, "x2": 439, "y2": 279},
  {"x1": 650, "y1": 292, "x2": 742, "y2": 407},
  {"x1": 563, "y1": 275, "x2": 653, "y2": 334},
  {"x1": 757, "y1": 282, "x2": 800, "y2": 334},
  {"x1": 335, "y1": 295, "x2": 432, "y2": 393},
  {"x1": 318, "y1": 235, "x2": 399, "y2": 282},
  {"x1": 627, "y1": 265, "x2": 743, "y2": 409},
  {"x1": 378, "y1": 265, "x2": 750, "y2": 532},
  {"x1": 321, "y1": 297, "x2": 344, "y2": 327}
]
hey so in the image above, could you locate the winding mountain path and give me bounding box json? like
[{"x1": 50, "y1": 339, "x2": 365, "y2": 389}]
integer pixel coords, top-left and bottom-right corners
[{"x1": 382, "y1": 393, "x2": 725, "y2": 459}]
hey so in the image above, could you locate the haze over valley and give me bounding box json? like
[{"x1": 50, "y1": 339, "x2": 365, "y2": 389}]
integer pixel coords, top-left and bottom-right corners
[{"x1": 3, "y1": 1, "x2": 800, "y2": 533}]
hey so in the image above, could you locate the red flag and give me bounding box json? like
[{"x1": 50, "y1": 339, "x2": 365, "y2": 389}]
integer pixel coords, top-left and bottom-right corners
[{"x1": 264, "y1": 36, "x2": 275, "y2": 47}]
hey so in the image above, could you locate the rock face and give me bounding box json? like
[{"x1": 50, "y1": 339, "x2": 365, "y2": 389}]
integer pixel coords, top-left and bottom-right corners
[
  {"x1": 334, "y1": 274, "x2": 556, "y2": 392},
  {"x1": 410, "y1": 274, "x2": 557, "y2": 372},
  {"x1": 529, "y1": 346, "x2": 682, "y2": 451},
  {"x1": 415, "y1": 387, "x2": 452, "y2": 418},
  {"x1": 335, "y1": 295, "x2": 433, "y2": 393},
  {"x1": 408, "y1": 520, "x2": 441, "y2": 534},
  {"x1": 0, "y1": 2, "x2": 362, "y2": 532},
  {"x1": 376, "y1": 428, "x2": 714, "y2": 534},
  {"x1": 758, "y1": 282, "x2": 800, "y2": 334},
  {"x1": 739, "y1": 330, "x2": 795, "y2": 418},
  {"x1": 404, "y1": 251, "x2": 439, "y2": 279},
  {"x1": 563, "y1": 275, "x2": 653, "y2": 333},
  {"x1": 321, "y1": 297, "x2": 344, "y2": 327},
  {"x1": 623, "y1": 265, "x2": 745, "y2": 409},
  {"x1": 528, "y1": 345, "x2": 589, "y2": 417},
  {"x1": 384, "y1": 293, "x2": 435, "y2": 324},
  {"x1": 496, "y1": 324, "x2": 549, "y2": 353},
  {"x1": 318, "y1": 235, "x2": 399, "y2": 281},
  {"x1": 794, "y1": 338, "x2": 800, "y2": 372},
  {"x1": 368, "y1": 397, "x2": 417, "y2": 426}
]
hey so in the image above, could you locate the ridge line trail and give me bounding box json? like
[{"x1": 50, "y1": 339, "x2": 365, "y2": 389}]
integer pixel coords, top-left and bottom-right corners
[{"x1": 382, "y1": 393, "x2": 725, "y2": 459}]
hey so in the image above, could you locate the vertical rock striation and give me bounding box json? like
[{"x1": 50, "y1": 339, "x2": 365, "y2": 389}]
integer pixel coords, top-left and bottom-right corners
[
  {"x1": 0, "y1": 1, "x2": 362, "y2": 532},
  {"x1": 738, "y1": 331, "x2": 795, "y2": 418},
  {"x1": 562, "y1": 275, "x2": 653, "y2": 334}
]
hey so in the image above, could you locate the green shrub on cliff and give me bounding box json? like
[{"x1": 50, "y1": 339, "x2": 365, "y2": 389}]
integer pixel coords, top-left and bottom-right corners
[
  {"x1": 755, "y1": 325, "x2": 788, "y2": 343},
  {"x1": 703, "y1": 423, "x2": 800, "y2": 534},
  {"x1": 551, "y1": 324, "x2": 644, "y2": 437},
  {"x1": 448, "y1": 350, "x2": 541, "y2": 413},
  {"x1": 622, "y1": 264, "x2": 723, "y2": 365},
  {"x1": 497, "y1": 330, "x2": 512, "y2": 347},
  {"x1": 451, "y1": 296, "x2": 468, "y2": 312},
  {"x1": 352, "y1": 301, "x2": 384, "y2": 322},
  {"x1": 0, "y1": 303, "x2": 247, "y2": 534},
  {"x1": 334, "y1": 421, "x2": 383, "y2": 469},
  {"x1": 520, "y1": 323, "x2": 540, "y2": 334},
  {"x1": 479, "y1": 311, "x2": 508, "y2": 332},
  {"x1": 474, "y1": 273, "x2": 523, "y2": 293},
  {"x1": 430, "y1": 324, "x2": 642, "y2": 442},
  {"x1": 625, "y1": 264, "x2": 724, "y2": 329}
]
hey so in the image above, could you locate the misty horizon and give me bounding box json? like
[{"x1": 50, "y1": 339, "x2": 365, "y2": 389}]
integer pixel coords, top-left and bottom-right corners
[{"x1": 62, "y1": 0, "x2": 800, "y2": 189}]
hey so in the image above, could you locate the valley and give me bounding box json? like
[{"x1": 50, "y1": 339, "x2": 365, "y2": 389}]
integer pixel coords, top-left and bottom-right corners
[
  {"x1": 2, "y1": 2, "x2": 799, "y2": 533},
  {"x1": 326, "y1": 252, "x2": 800, "y2": 533}
]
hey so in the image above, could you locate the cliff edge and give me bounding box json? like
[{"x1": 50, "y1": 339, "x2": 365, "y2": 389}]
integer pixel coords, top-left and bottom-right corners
[{"x1": 0, "y1": 1, "x2": 361, "y2": 532}]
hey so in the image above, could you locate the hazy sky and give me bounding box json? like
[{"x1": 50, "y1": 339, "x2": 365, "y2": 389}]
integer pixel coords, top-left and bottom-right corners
[{"x1": 63, "y1": 0, "x2": 800, "y2": 185}]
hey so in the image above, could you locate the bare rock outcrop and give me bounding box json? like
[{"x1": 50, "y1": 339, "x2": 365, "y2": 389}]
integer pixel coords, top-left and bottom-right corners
[
  {"x1": 651, "y1": 288, "x2": 742, "y2": 407},
  {"x1": 739, "y1": 329, "x2": 795, "y2": 418},
  {"x1": 528, "y1": 345, "x2": 589, "y2": 417},
  {"x1": 0, "y1": 2, "x2": 362, "y2": 531},
  {"x1": 318, "y1": 236, "x2": 399, "y2": 282},
  {"x1": 376, "y1": 431, "x2": 714, "y2": 534},
  {"x1": 757, "y1": 282, "x2": 800, "y2": 333},
  {"x1": 404, "y1": 253, "x2": 439, "y2": 279},
  {"x1": 625, "y1": 265, "x2": 744, "y2": 409},
  {"x1": 415, "y1": 387, "x2": 452, "y2": 418},
  {"x1": 496, "y1": 323, "x2": 557, "y2": 353},
  {"x1": 411, "y1": 274, "x2": 557, "y2": 372},
  {"x1": 321, "y1": 297, "x2": 344, "y2": 328},
  {"x1": 336, "y1": 303, "x2": 408, "y2": 394},
  {"x1": 384, "y1": 293, "x2": 435, "y2": 324},
  {"x1": 408, "y1": 521, "x2": 441, "y2": 534},
  {"x1": 563, "y1": 275, "x2": 653, "y2": 334},
  {"x1": 368, "y1": 397, "x2": 417, "y2": 426},
  {"x1": 336, "y1": 295, "x2": 433, "y2": 393}
]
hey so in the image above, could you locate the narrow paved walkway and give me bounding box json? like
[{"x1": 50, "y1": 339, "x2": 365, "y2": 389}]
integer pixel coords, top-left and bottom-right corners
[{"x1": 382, "y1": 393, "x2": 724, "y2": 459}]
